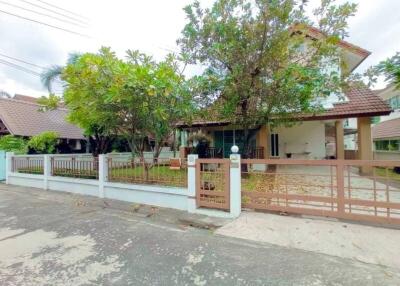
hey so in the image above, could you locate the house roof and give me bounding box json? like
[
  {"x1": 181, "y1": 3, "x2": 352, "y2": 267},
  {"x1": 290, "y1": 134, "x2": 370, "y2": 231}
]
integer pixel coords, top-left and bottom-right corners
[
  {"x1": 177, "y1": 86, "x2": 392, "y2": 128},
  {"x1": 372, "y1": 118, "x2": 400, "y2": 140},
  {"x1": 0, "y1": 97, "x2": 85, "y2": 139},
  {"x1": 13, "y1": 94, "x2": 39, "y2": 103}
]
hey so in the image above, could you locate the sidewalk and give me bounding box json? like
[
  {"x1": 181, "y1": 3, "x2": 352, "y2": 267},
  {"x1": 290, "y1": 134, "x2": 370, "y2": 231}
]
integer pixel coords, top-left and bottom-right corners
[{"x1": 216, "y1": 211, "x2": 400, "y2": 270}]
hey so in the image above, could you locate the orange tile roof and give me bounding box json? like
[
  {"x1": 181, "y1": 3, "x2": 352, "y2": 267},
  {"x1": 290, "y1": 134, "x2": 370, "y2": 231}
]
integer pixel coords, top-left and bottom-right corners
[{"x1": 177, "y1": 86, "x2": 391, "y2": 128}]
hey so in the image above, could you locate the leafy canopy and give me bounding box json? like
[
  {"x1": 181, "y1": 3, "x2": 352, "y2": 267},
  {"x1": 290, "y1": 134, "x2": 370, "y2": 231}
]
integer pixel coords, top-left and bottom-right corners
[
  {"x1": 178, "y1": 0, "x2": 357, "y2": 129},
  {"x1": 41, "y1": 47, "x2": 193, "y2": 158},
  {"x1": 28, "y1": 131, "x2": 59, "y2": 154},
  {"x1": 114, "y1": 51, "x2": 193, "y2": 157},
  {"x1": 375, "y1": 52, "x2": 400, "y2": 89}
]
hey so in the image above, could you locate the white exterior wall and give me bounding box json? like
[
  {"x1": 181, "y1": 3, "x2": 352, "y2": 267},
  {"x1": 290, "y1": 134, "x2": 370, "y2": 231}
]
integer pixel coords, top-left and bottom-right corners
[
  {"x1": 275, "y1": 121, "x2": 326, "y2": 159},
  {"x1": 374, "y1": 151, "x2": 400, "y2": 161}
]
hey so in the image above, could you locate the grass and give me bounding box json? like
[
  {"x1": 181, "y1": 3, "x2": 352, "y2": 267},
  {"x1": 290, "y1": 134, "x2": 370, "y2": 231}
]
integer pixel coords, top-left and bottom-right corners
[
  {"x1": 374, "y1": 167, "x2": 400, "y2": 181},
  {"x1": 17, "y1": 167, "x2": 43, "y2": 175},
  {"x1": 110, "y1": 166, "x2": 187, "y2": 187}
]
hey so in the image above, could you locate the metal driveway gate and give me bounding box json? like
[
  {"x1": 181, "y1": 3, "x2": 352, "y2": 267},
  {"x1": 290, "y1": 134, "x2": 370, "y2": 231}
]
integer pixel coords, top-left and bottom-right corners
[{"x1": 241, "y1": 159, "x2": 400, "y2": 225}]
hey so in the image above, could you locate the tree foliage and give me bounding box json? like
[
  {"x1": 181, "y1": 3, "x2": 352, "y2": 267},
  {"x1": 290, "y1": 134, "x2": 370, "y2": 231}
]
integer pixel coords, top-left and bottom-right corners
[
  {"x1": 178, "y1": 0, "x2": 357, "y2": 155},
  {"x1": 0, "y1": 135, "x2": 27, "y2": 154},
  {"x1": 375, "y1": 52, "x2": 400, "y2": 89},
  {"x1": 28, "y1": 131, "x2": 59, "y2": 154},
  {"x1": 41, "y1": 48, "x2": 193, "y2": 158}
]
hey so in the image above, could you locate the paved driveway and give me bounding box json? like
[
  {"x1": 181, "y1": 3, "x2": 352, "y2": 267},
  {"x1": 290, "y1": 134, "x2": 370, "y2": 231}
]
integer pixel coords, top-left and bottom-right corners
[{"x1": 0, "y1": 184, "x2": 399, "y2": 285}]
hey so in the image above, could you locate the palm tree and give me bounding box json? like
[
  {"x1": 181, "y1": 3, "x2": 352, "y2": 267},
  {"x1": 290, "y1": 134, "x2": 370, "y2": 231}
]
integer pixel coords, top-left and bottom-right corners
[{"x1": 41, "y1": 53, "x2": 80, "y2": 93}]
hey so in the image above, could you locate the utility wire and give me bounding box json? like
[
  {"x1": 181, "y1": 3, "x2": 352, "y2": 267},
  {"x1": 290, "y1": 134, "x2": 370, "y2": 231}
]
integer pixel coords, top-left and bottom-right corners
[
  {"x1": 0, "y1": 58, "x2": 41, "y2": 76},
  {"x1": 18, "y1": 0, "x2": 89, "y2": 26},
  {"x1": 0, "y1": 0, "x2": 88, "y2": 28},
  {"x1": 0, "y1": 52, "x2": 45, "y2": 69},
  {"x1": 34, "y1": 0, "x2": 89, "y2": 22},
  {"x1": 0, "y1": 9, "x2": 91, "y2": 38},
  {"x1": 0, "y1": 54, "x2": 63, "y2": 85}
]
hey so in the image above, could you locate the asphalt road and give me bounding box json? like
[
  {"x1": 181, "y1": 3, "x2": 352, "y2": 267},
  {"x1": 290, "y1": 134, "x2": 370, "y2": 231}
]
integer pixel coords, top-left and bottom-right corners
[{"x1": 0, "y1": 184, "x2": 399, "y2": 286}]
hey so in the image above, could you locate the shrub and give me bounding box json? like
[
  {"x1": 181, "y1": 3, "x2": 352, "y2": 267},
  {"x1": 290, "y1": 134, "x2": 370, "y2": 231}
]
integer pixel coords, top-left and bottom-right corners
[
  {"x1": 0, "y1": 135, "x2": 27, "y2": 154},
  {"x1": 28, "y1": 131, "x2": 59, "y2": 154}
]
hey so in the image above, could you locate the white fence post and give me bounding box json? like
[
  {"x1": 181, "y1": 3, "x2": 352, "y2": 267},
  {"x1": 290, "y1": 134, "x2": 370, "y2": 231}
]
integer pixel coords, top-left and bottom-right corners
[
  {"x1": 5, "y1": 152, "x2": 14, "y2": 184},
  {"x1": 98, "y1": 154, "x2": 107, "y2": 198},
  {"x1": 43, "y1": 155, "x2": 51, "y2": 190},
  {"x1": 187, "y1": 154, "x2": 198, "y2": 213},
  {"x1": 229, "y1": 153, "x2": 241, "y2": 217}
]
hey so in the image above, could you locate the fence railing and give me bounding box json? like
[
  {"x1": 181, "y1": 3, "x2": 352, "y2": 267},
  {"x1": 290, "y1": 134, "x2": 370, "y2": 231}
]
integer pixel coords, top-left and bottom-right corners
[
  {"x1": 51, "y1": 155, "x2": 99, "y2": 179},
  {"x1": 12, "y1": 155, "x2": 44, "y2": 174},
  {"x1": 241, "y1": 159, "x2": 400, "y2": 224},
  {"x1": 107, "y1": 156, "x2": 188, "y2": 187}
]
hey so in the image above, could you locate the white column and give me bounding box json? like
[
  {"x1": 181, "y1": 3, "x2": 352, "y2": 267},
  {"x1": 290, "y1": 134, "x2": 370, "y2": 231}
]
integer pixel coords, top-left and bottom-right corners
[
  {"x1": 5, "y1": 152, "x2": 14, "y2": 185},
  {"x1": 187, "y1": 154, "x2": 198, "y2": 213},
  {"x1": 98, "y1": 154, "x2": 108, "y2": 198},
  {"x1": 43, "y1": 155, "x2": 51, "y2": 190},
  {"x1": 229, "y1": 153, "x2": 241, "y2": 217}
]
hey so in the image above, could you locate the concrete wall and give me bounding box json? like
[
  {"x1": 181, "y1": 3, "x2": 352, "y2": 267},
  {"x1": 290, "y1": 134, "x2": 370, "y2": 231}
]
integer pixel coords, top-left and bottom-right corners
[
  {"x1": 275, "y1": 121, "x2": 326, "y2": 159},
  {"x1": 6, "y1": 153, "x2": 241, "y2": 219},
  {"x1": 104, "y1": 183, "x2": 188, "y2": 211}
]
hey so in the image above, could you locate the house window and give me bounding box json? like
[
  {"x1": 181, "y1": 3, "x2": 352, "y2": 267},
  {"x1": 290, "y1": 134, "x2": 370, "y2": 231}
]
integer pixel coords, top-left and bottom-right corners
[
  {"x1": 375, "y1": 140, "x2": 400, "y2": 151},
  {"x1": 270, "y1": 133, "x2": 279, "y2": 157}
]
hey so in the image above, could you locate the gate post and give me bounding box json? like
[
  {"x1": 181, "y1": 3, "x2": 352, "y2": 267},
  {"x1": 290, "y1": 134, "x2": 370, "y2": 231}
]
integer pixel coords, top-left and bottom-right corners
[
  {"x1": 43, "y1": 155, "x2": 51, "y2": 190},
  {"x1": 229, "y1": 153, "x2": 241, "y2": 217},
  {"x1": 336, "y1": 160, "x2": 345, "y2": 214},
  {"x1": 98, "y1": 154, "x2": 108, "y2": 198},
  {"x1": 187, "y1": 154, "x2": 198, "y2": 213},
  {"x1": 5, "y1": 152, "x2": 14, "y2": 184}
]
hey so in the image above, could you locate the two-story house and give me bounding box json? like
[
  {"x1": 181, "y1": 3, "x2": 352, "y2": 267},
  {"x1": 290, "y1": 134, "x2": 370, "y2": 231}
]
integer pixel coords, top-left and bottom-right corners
[{"x1": 177, "y1": 26, "x2": 391, "y2": 161}]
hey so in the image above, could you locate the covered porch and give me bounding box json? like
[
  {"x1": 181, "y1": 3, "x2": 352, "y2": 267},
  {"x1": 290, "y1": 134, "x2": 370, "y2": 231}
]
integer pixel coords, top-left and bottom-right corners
[{"x1": 178, "y1": 116, "x2": 375, "y2": 162}]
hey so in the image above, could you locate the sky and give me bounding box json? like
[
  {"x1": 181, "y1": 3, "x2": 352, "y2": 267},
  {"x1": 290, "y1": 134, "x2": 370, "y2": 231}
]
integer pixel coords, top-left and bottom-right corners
[{"x1": 0, "y1": 0, "x2": 399, "y2": 98}]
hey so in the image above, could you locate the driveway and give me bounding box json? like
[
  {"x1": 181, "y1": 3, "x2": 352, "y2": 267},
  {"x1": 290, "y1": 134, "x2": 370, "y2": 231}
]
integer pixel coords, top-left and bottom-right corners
[{"x1": 1, "y1": 184, "x2": 399, "y2": 285}]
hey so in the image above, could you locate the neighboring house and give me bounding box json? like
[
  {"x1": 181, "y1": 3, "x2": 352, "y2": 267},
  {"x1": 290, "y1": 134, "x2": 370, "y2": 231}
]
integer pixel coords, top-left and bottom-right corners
[
  {"x1": 177, "y1": 27, "x2": 391, "y2": 161},
  {"x1": 371, "y1": 84, "x2": 400, "y2": 160},
  {"x1": 0, "y1": 95, "x2": 86, "y2": 153}
]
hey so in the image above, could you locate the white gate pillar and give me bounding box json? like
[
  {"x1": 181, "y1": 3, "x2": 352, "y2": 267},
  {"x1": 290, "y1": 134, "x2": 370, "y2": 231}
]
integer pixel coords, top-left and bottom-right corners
[
  {"x1": 5, "y1": 152, "x2": 14, "y2": 185},
  {"x1": 229, "y1": 153, "x2": 241, "y2": 217},
  {"x1": 187, "y1": 154, "x2": 198, "y2": 213},
  {"x1": 98, "y1": 154, "x2": 108, "y2": 198},
  {"x1": 43, "y1": 155, "x2": 51, "y2": 190}
]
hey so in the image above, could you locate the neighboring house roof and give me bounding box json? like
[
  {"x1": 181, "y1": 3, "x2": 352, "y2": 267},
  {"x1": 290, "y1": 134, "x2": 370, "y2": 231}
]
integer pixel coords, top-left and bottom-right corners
[
  {"x1": 372, "y1": 118, "x2": 400, "y2": 140},
  {"x1": 176, "y1": 86, "x2": 392, "y2": 128},
  {"x1": 13, "y1": 94, "x2": 39, "y2": 103},
  {"x1": 0, "y1": 97, "x2": 84, "y2": 139}
]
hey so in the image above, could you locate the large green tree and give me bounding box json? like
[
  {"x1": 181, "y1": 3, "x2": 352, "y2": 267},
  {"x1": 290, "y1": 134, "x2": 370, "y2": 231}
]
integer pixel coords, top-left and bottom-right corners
[
  {"x1": 115, "y1": 51, "x2": 192, "y2": 160},
  {"x1": 41, "y1": 48, "x2": 192, "y2": 160},
  {"x1": 40, "y1": 48, "x2": 120, "y2": 156},
  {"x1": 178, "y1": 0, "x2": 357, "y2": 157}
]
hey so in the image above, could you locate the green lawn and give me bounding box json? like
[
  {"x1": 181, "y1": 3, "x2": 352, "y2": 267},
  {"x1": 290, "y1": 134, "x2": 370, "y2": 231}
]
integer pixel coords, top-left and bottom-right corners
[
  {"x1": 374, "y1": 167, "x2": 400, "y2": 181},
  {"x1": 110, "y1": 166, "x2": 187, "y2": 187}
]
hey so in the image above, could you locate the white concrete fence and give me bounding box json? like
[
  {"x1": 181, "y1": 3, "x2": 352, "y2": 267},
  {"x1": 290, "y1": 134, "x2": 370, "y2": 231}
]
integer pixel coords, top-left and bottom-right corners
[{"x1": 6, "y1": 153, "x2": 241, "y2": 218}]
